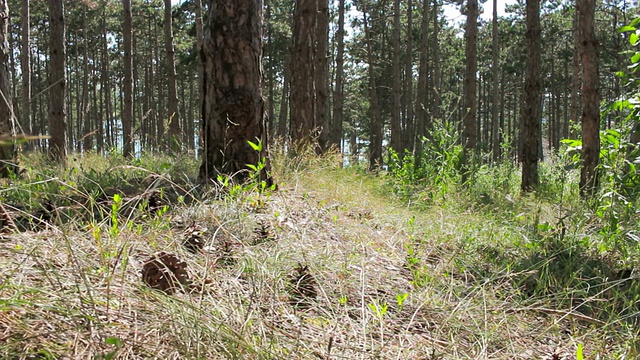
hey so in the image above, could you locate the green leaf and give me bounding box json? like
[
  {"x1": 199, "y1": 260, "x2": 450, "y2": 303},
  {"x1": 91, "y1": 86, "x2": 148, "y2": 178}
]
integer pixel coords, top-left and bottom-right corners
[
  {"x1": 631, "y1": 33, "x2": 639, "y2": 46},
  {"x1": 631, "y1": 50, "x2": 640, "y2": 63},
  {"x1": 247, "y1": 139, "x2": 262, "y2": 152},
  {"x1": 246, "y1": 164, "x2": 258, "y2": 171},
  {"x1": 576, "y1": 343, "x2": 584, "y2": 360},
  {"x1": 618, "y1": 25, "x2": 636, "y2": 33}
]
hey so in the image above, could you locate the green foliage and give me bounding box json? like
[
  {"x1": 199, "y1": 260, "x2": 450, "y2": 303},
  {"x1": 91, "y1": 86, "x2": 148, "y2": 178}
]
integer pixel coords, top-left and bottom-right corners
[{"x1": 387, "y1": 120, "x2": 462, "y2": 205}]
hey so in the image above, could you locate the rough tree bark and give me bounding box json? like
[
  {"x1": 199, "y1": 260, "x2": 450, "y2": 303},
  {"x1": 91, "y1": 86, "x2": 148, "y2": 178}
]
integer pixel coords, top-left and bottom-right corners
[
  {"x1": 199, "y1": 0, "x2": 271, "y2": 184},
  {"x1": 491, "y1": 0, "x2": 501, "y2": 162},
  {"x1": 48, "y1": 0, "x2": 66, "y2": 163},
  {"x1": 390, "y1": 0, "x2": 402, "y2": 156},
  {"x1": 315, "y1": 0, "x2": 329, "y2": 152},
  {"x1": 20, "y1": 0, "x2": 30, "y2": 138},
  {"x1": 164, "y1": 0, "x2": 180, "y2": 151},
  {"x1": 0, "y1": 0, "x2": 16, "y2": 176},
  {"x1": 289, "y1": 0, "x2": 316, "y2": 147},
  {"x1": 578, "y1": 0, "x2": 600, "y2": 197},
  {"x1": 123, "y1": 0, "x2": 134, "y2": 158},
  {"x1": 362, "y1": 5, "x2": 383, "y2": 170},
  {"x1": 462, "y1": 0, "x2": 478, "y2": 183},
  {"x1": 520, "y1": 0, "x2": 542, "y2": 192},
  {"x1": 329, "y1": 0, "x2": 345, "y2": 152}
]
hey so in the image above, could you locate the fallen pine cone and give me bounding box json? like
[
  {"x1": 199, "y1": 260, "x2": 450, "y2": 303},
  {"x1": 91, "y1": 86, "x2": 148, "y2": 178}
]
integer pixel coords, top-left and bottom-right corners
[{"x1": 141, "y1": 252, "x2": 190, "y2": 294}]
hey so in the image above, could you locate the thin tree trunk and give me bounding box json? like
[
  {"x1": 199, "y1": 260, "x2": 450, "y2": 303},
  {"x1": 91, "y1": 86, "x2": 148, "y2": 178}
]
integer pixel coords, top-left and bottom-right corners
[
  {"x1": 316, "y1": 0, "x2": 330, "y2": 152},
  {"x1": 362, "y1": 6, "x2": 383, "y2": 170},
  {"x1": 491, "y1": 0, "x2": 500, "y2": 162},
  {"x1": 48, "y1": 0, "x2": 66, "y2": 163},
  {"x1": 402, "y1": 0, "x2": 413, "y2": 152},
  {"x1": 195, "y1": 0, "x2": 204, "y2": 150},
  {"x1": 82, "y1": 15, "x2": 92, "y2": 152},
  {"x1": 432, "y1": 0, "x2": 440, "y2": 122},
  {"x1": 462, "y1": 0, "x2": 478, "y2": 183},
  {"x1": 330, "y1": 0, "x2": 345, "y2": 152},
  {"x1": 578, "y1": 0, "x2": 600, "y2": 197},
  {"x1": 414, "y1": 0, "x2": 429, "y2": 162},
  {"x1": 123, "y1": 0, "x2": 134, "y2": 157},
  {"x1": 20, "y1": 0, "x2": 30, "y2": 139},
  {"x1": 390, "y1": 0, "x2": 402, "y2": 157},
  {"x1": 569, "y1": 6, "x2": 581, "y2": 138},
  {"x1": 0, "y1": 0, "x2": 15, "y2": 176},
  {"x1": 277, "y1": 59, "x2": 289, "y2": 140},
  {"x1": 164, "y1": 0, "x2": 180, "y2": 151}
]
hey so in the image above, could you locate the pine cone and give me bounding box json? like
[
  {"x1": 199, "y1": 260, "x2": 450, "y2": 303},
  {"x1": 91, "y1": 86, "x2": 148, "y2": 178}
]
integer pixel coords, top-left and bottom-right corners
[
  {"x1": 141, "y1": 252, "x2": 190, "y2": 294},
  {"x1": 288, "y1": 263, "x2": 318, "y2": 309},
  {"x1": 183, "y1": 222, "x2": 207, "y2": 253}
]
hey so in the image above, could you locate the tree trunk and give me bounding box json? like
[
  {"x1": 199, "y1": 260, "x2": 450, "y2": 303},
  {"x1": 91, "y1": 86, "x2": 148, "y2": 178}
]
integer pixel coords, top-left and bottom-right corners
[
  {"x1": 122, "y1": 0, "x2": 134, "y2": 157},
  {"x1": 569, "y1": 6, "x2": 581, "y2": 137},
  {"x1": 195, "y1": 0, "x2": 204, "y2": 150},
  {"x1": 20, "y1": 0, "x2": 30, "y2": 139},
  {"x1": 315, "y1": 0, "x2": 330, "y2": 152},
  {"x1": 362, "y1": 5, "x2": 383, "y2": 170},
  {"x1": 491, "y1": 0, "x2": 500, "y2": 163},
  {"x1": 82, "y1": 13, "x2": 92, "y2": 153},
  {"x1": 402, "y1": 0, "x2": 413, "y2": 152},
  {"x1": 329, "y1": 0, "x2": 345, "y2": 152},
  {"x1": 431, "y1": 0, "x2": 440, "y2": 122},
  {"x1": 390, "y1": 0, "x2": 401, "y2": 157},
  {"x1": 290, "y1": 0, "x2": 317, "y2": 148},
  {"x1": 521, "y1": 0, "x2": 542, "y2": 192},
  {"x1": 48, "y1": 0, "x2": 66, "y2": 163},
  {"x1": 199, "y1": 0, "x2": 271, "y2": 184},
  {"x1": 462, "y1": 0, "x2": 478, "y2": 183},
  {"x1": 578, "y1": 0, "x2": 600, "y2": 197},
  {"x1": 414, "y1": 0, "x2": 430, "y2": 162},
  {"x1": 277, "y1": 60, "x2": 290, "y2": 140},
  {"x1": 0, "y1": 0, "x2": 15, "y2": 176},
  {"x1": 164, "y1": 0, "x2": 180, "y2": 151}
]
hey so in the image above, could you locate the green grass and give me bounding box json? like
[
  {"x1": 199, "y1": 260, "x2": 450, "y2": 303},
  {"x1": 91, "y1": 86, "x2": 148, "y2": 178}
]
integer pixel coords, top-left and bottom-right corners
[{"x1": 0, "y1": 149, "x2": 638, "y2": 359}]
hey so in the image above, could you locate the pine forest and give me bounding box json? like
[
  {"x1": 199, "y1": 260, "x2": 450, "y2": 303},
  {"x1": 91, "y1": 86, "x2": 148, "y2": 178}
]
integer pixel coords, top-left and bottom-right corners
[{"x1": 1, "y1": 0, "x2": 640, "y2": 358}]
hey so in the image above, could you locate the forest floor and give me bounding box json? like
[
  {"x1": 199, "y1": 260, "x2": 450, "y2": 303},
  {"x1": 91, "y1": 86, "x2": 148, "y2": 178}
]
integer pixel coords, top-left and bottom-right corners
[{"x1": 0, "y1": 149, "x2": 638, "y2": 359}]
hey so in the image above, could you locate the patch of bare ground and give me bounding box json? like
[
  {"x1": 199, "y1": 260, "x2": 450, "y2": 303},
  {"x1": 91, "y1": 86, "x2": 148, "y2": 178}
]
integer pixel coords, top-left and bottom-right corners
[{"x1": 0, "y1": 151, "x2": 636, "y2": 359}]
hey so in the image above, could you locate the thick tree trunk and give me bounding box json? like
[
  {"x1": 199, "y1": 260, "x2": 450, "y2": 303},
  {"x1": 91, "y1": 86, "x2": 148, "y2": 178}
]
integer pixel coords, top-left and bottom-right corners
[
  {"x1": 462, "y1": 0, "x2": 478, "y2": 183},
  {"x1": 290, "y1": 0, "x2": 316, "y2": 147},
  {"x1": 329, "y1": 0, "x2": 345, "y2": 152},
  {"x1": 123, "y1": 0, "x2": 134, "y2": 158},
  {"x1": 521, "y1": 0, "x2": 542, "y2": 192},
  {"x1": 578, "y1": 0, "x2": 600, "y2": 197},
  {"x1": 164, "y1": 0, "x2": 180, "y2": 151},
  {"x1": 48, "y1": 0, "x2": 66, "y2": 163},
  {"x1": 199, "y1": 0, "x2": 270, "y2": 184}
]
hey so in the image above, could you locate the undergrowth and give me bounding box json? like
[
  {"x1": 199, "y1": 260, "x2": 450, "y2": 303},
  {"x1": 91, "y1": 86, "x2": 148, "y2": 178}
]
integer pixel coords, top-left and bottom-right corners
[{"x1": 0, "y1": 145, "x2": 638, "y2": 359}]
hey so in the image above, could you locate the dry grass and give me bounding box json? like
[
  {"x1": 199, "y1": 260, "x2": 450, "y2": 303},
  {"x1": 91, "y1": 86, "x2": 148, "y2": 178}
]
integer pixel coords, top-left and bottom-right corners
[{"x1": 0, "y1": 150, "x2": 637, "y2": 359}]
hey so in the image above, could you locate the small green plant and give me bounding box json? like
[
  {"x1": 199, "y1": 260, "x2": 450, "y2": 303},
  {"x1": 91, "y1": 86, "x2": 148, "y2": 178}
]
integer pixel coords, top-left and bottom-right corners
[
  {"x1": 110, "y1": 193, "x2": 122, "y2": 237},
  {"x1": 395, "y1": 293, "x2": 409, "y2": 311}
]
